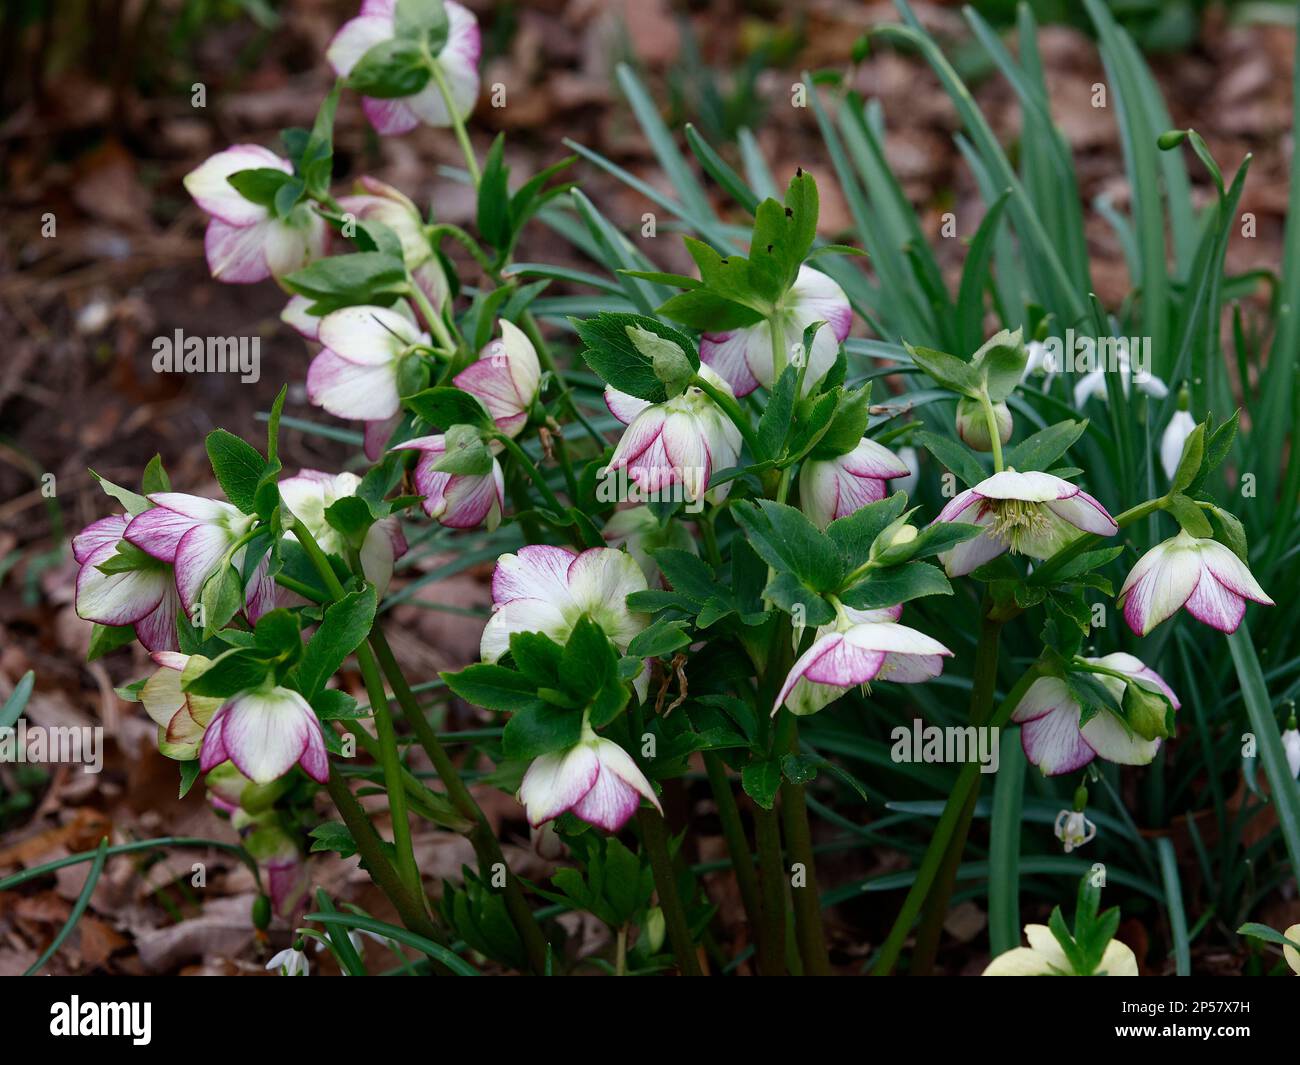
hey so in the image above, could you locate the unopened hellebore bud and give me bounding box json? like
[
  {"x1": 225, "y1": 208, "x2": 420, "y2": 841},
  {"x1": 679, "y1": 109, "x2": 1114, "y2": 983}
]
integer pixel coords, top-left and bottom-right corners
[
  {"x1": 872, "y1": 519, "x2": 919, "y2": 565},
  {"x1": 955, "y1": 397, "x2": 1012, "y2": 452},
  {"x1": 1123, "y1": 681, "x2": 1174, "y2": 742},
  {"x1": 644, "y1": 906, "x2": 667, "y2": 954},
  {"x1": 627, "y1": 324, "x2": 694, "y2": 397},
  {"x1": 433, "y1": 424, "x2": 494, "y2": 478}
]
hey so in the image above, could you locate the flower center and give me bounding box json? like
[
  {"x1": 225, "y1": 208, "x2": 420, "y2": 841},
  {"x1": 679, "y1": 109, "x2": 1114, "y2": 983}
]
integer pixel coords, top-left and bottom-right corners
[{"x1": 988, "y1": 498, "x2": 1050, "y2": 553}]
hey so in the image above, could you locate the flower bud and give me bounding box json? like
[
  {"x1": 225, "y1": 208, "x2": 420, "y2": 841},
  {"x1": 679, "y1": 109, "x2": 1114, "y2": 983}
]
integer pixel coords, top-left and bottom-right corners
[
  {"x1": 871, "y1": 520, "x2": 919, "y2": 565},
  {"x1": 627, "y1": 324, "x2": 694, "y2": 398},
  {"x1": 644, "y1": 906, "x2": 667, "y2": 954},
  {"x1": 955, "y1": 397, "x2": 1012, "y2": 452},
  {"x1": 1123, "y1": 681, "x2": 1174, "y2": 742}
]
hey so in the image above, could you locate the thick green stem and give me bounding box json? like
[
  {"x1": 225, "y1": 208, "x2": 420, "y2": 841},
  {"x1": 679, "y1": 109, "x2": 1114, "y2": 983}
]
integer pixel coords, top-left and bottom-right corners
[
  {"x1": 638, "y1": 808, "x2": 702, "y2": 976},
  {"x1": 368, "y1": 628, "x2": 550, "y2": 975},
  {"x1": 702, "y1": 752, "x2": 763, "y2": 940},
  {"x1": 751, "y1": 803, "x2": 788, "y2": 975},
  {"x1": 978, "y1": 389, "x2": 1004, "y2": 472},
  {"x1": 780, "y1": 762, "x2": 831, "y2": 974},
  {"x1": 871, "y1": 657, "x2": 1046, "y2": 975}
]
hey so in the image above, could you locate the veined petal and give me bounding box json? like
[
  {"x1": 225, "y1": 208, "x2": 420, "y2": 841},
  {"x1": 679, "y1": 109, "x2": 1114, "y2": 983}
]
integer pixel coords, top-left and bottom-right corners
[
  {"x1": 134, "y1": 583, "x2": 181, "y2": 652},
  {"x1": 307, "y1": 349, "x2": 401, "y2": 421},
  {"x1": 571, "y1": 763, "x2": 642, "y2": 831},
  {"x1": 517, "y1": 745, "x2": 599, "y2": 826},
  {"x1": 491, "y1": 544, "x2": 578, "y2": 606},
  {"x1": 173, "y1": 522, "x2": 236, "y2": 616},
  {"x1": 840, "y1": 437, "x2": 911, "y2": 479},
  {"x1": 281, "y1": 295, "x2": 321, "y2": 340},
  {"x1": 76, "y1": 542, "x2": 169, "y2": 627},
  {"x1": 184, "y1": 145, "x2": 285, "y2": 227},
  {"x1": 605, "y1": 387, "x2": 652, "y2": 425},
  {"x1": 1019, "y1": 702, "x2": 1095, "y2": 776},
  {"x1": 1079, "y1": 709, "x2": 1161, "y2": 766},
  {"x1": 1011, "y1": 676, "x2": 1074, "y2": 724},
  {"x1": 204, "y1": 217, "x2": 274, "y2": 284},
  {"x1": 593, "y1": 738, "x2": 661, "y2": 811},
  {"x1": 480, "y1": 598, "x2": 570, "y2": 663},
  {"x1": 843, "y1": 621, "x2": 953, "y2": 658},
  {"x1": 1183, "y1": 568, "x2": 1248, "y2": 633},
  {"x1": 699, "y1": 324, "x2": 765, "y2": 397},
  {"x1": 1197, "y1": 539, "x2": 1273, "y2": 605},
  {"x1": 318, "y1": 305, "x2": 419, "y2": 363},
  {"x1": 974, "y1": 469, "x2": 1076, "y2": 502},
  {"x1": 73, "y1": 515, "x2": 128, "y2": 564},
  {"x1": 361, "y1": 96, "x2": 422, "y2": 136},
  {"x1": 791, "y1": 265, "x2": 853, "y2": 341},
  {"x1": 1118, "y1": 540, "x2": 1198, "y2": 636},
  {"x1": 213, "y1": 687, "x2": 321, "y2": 785},
  {"x1": 1045, "y1": 490, "x2": 1118, "y2": 536}
]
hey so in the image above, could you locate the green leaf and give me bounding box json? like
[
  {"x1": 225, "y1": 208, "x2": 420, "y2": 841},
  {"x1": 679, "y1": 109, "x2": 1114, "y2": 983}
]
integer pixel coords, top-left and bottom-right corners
[
  {"x1": 970, "y1": 328, "x2": 1027, "y2": 402},
  {"x1": 904, "y1": 342, "x2": 982, "y2": 398},
  {"x1": 405, "y1": 386, "x2": 493, "y2": 430},
  {"x1": 573, "y1": 313, "x2": 699, "y2": 403},
  {"x1": 657, "y1": 288, "x2": 764, "y2": 331},
  {"x1": 914, "y1": 430, "x2": 985, "y2": 487},
  {"x1": 285, "y1": 252, "x2": 407, "y2": 305},
  {"x1": 502, "y1": 703, "x2": 584, "y2": 760},
  {"x1": 394, "y1": 0, "x2": 449, "y2": 51},
  {"x1": 507, "y1": 631, "x2": 563, "y2": 687},
  {"x1": 477, "y1": 134, "x2": 512, "y2": 249},
  {"x1": 185, "y1": 647, "x2": 274, "y2": 698},
  {"x1": 310, "y1": 822, "x2": 358, "y2": 859},
  {"x1": 89, "y1": 469, "x2": 151, "y2": 515},
  {"x1": 560, "y1": 616, "x2": 616, "y2": 701},
  {"x1": 226, "y1": 167, "x2": 293, "y2": 208},
  {"x1": 87, "y1": 624, "x2": 136, "y2": 661},
  {"x1": 141, "y1": 455, "x2": 171, "y2": 494},
  {"x1": 200, "y1": 563, "x2": 244, "y2": 636},
  {"x1": 1168, "y1": 420, "x2": 1205, "y2": 493},
  {"x1": 825, "y1": 492, "x2": 909, "y2": 568},
  {"x1": 1164, "y1": 493, "x2": 1212, "y2": 538},
  {"x1": 838, "y1": 561, "x2": 951, "y2": 610},
  {"x1": 442, "y1": 663, "x2": 542, "y2": 713},
  {"x1": 347, "y1": 37, "x2": 431, "y2": 98},
  {"x1": 298, "y1": 588, "x2": 377, "y2": 699},
  {"x1": 0, "y1": 671, "x2": 35, "y2": 729},
  {"x1": 628, "y1": 618, "x2": 692, "y2": 658},
  {"x1": 741, "y1": 758, "x2": 782, "y2": 810},
  {"x1": 206, "y1": 429, "x2": 266, "y2": 513},
  {"x1": 810, "y1": 382, "x2": 872, "y2": 459},
  {"x1": 1004, "y1": 419, "x2": 1088, "y2": 473},
  {"x1": 733, "y1": 499, "x2": 841, "y2": 593}
]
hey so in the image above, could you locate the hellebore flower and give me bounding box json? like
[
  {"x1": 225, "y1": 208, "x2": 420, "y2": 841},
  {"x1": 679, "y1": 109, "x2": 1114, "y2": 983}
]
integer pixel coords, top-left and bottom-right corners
[
  {"x1": 124, "y1": 494, "x2": 256, "y2": 621},
  {"x1": 266, "y1": 947, "x2": 310, "y2": 977},
  {"x1": 800, "y1": 437, "x2": 910, "y2": 529},
  {"x1": 140, "y1": 652, "x2": 222, "y2": 760},
  {"x1": 1117, "y1": 530, "x2": 1273, "y2": 636},
  {"x1": 602, "y1": 506, "x2": 698, "y2": 585},
  {"x1": 199, "y1": 685, "x2": 330, "y2": 785},
  {"x1": 327, "y1": 0, "x2": 481, "y2": 136},
  {"x1": 1054, "y1": 809, "x2": 1097, "y2": 854},
  {"x1": 604, "y1": 365, "x2": 742, "y2": 505},
  {"x1": 983, "y1": 925, "x2": 1137, "y2": 976},
  {"x1": 453, "y1": 320, "x2": 541, "y2": 437},
  {"x1": 278, "y1": 470, "x2": 407, "y2": 594},
  {"x1": 241, "y1": 814, "x2": 308, "y2": 919},
  {"x1": 517, "y1": 727, "x2": 661, "y2": 832},
  {"x1": 392, "y1": 433, "x2": 505, "y2": 530},
  {"x1": 700, "y1": 266, "x2": 851, "y2": 397},
  {"x1": 183, "y1": 145, "x2": 326, "y2": 284},
  {"x1": 1160, "y1": 408, "x2": 1197, "y2": 483},
  {"x1": 773, "y1": 604, "x2": 953, "y2": 717},
  {"x1": 307, "y1": 304, "x2": 428, "y2": 422},
  {"x1": 337, "y1": 177, "x2": 447, "y2": 318},
  {"x1": 480, "y1": 546, "x2": 649, "y2": 680},
  {"x1": 1011, "y1": 653, "x2": 1180, "y2": 776},
  {"x1": 73, "y1": 514, "x2": 180, "y2": 651},
  {"x1": 932, "y1": 469, "x2": 1117, "y2": 578}
]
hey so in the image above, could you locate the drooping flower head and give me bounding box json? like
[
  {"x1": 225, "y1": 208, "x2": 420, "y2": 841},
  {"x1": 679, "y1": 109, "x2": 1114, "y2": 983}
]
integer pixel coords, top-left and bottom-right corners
[
  {"x1": 604, "y1": 364, "x2": 742, "y2": 505},
  {"x1": 983, "y1": 924, "x2": 1137, "y2": 976},
  {"x1": 392, "y1": 434, "x2": 505, "y2": 530},
  {"x1": 306, "y1": 304, "x2": 428, "y2": 423},
  {"x1": 933, "y1": 469, "x2": 1117, "y2": 578},
  {"x1": 140, "y1": 652, "x2": 222, "y2": 759},
  {"x1": 199, "y1": 684, "x2": 329, "y2": 785},
  {"x1": 1117, "y1": 530, "x2": 1272, "y2": 636},
  {"x1": 700, "y1": 265, "x2": 851, "y2": 397},
  {"x1": 184, "y1": 145, "x2": 326, "y2": 284},
  {"x1": 1012, "y1": 653, "x2": 1180, "y2": 776},
  {"x1": 453, "y1": 320, "x2": 541, "y2": 438},
  {"x1": 517, "y1": 727, "x2": 660, "y2": 833},
  {"x1": 774, "y1": 604, "x2": 953, "y2": 717},
  {"x1": 602, "y1": 506, "x2": 698, "y2": 585},
  {"x1": 327, "y1": 0, "x2": 481, "y2": 137},
  {"x1": 800, "y1": 437, "x2": 910, "y2": 530},
  {"x1": 73, "y1": 514, "x2": 180, "y2": 651}
]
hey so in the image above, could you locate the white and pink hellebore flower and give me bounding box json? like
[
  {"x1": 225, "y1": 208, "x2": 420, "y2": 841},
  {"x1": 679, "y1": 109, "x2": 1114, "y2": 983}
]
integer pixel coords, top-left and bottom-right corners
[
  {"x1": 279, "y1": 470, "x2": 407, "y2": 594},
  {"x1": 1117, "y1": 530, "x2": 1272, "y2": 636},
  {"x1": 140, "y1": 652, "x2": 222, "y2": 760},
  {"x1": 983, "y1": 925, "x2": 1137, "y2": 976},
  {"x1": 1012, "y1": 653, "x2": 1179, "y2": 776},
  {"x1": 453, "y1": 320, "x2": 541, "y2": 438},
  {"x1": 774, "y1": 604, "x2": 953, "y2": 717},
  {"x1": 933, "y1": 469, "x2": 1117, "y2": 578},
  {"x1": 800, "y1": 437, "x2": 910, "y2": 529},
  {"x1": 517, "y1": 727, "x2": 661, "y2": 833},
  {"x1": 183, "y1": 145, "x2": 326, "y2": 284},
  {"x1": 307, "y1": 304, "x2": 428, "y2": 423},
  {"x1": 73, "y1": 514, "x2": 180, "y2": 651},
  {"x1": 392, "y1": 435, "x2": 505, "y2": 530},
  {"x1": 700, "y1": 266, "x2": 851, "y2": 397},
  {"x1": 481, "y1": 546, "x2": 650, "y2": 698},
  {"x1": 124, "y1": 494, "x2": 256, "y2": 621},
  {"x1": 604, "y1": 365, "x2": 743, "y2": 505},
  {"x1": 327, "y1": 0, "x2": 481, "y2": 137},
  {"x1": 200, "y1": 685, "x2": 329, "y2": 785}
]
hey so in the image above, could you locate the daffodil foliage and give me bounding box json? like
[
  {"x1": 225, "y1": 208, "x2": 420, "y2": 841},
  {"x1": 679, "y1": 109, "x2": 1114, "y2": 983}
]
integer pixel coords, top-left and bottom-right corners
[{"x1": 66, "y1": 0, "x2": 1300, "y2": 977}]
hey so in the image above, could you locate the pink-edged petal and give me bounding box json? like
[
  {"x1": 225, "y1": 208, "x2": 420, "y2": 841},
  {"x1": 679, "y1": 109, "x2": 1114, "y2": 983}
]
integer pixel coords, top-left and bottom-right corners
[
  {"x1": 173, "y1": 522, "x2": 235, "y2": 616},
  {"x1": 204, "y1": 217, "x2": 274, "y2": 284},
  {"x1": 184, "y1": 144, "x2": 286, "y2": 226},
  {"x1": 364, "y1": 416, "x2": 400, "y2": 461},
  {"x1": 72, "y1": 515, "x2": 127, "y2": 564},
  {"x1": 593, "y1": 738, "x2": 661, "y2": 812},
  {"x1": 792, "y1": 265, "x2": 853, "y2": 341},
  {"x1": 934, "y1": 487, "x2": 986, "y2": 524},
  {"x1": 1045, "y1": 490, "x2": 1118, "y2": 536},
  {"x1": 840, "y1": 437, "x2": 910, "y2": 480},
  {"x1": 699, "y1": 325, "x2": 764, "y2": 397},
  {"x1": 1090, "y1": 652, "x2": 1180, "y2": 709},
  {"x1": 318, "y1": 305, "x2": 419, "y2": 363},
  {"x1": 1011, "y1": 676, "x2": 1074, "y2": 724},
  {"x1": 307, "y1": 349, "x2": 401, "y2": 421},
  {"x1": 198, "y1": 709, "x2": 229, "y2": 772},
  {"x1": 974, "y1": 469, "x2": 1076, "y2": 502},
  {"x1": 217, "y1": 688, "x2": 320, "y2": 785},
  {"x1": 1183, "y1": 568, "x2": 1248, "y2": 633},
  {"x1": 1198, "y1": 540, "x2": 1273, "y2": 605},
  {"x1": 571, "y1": 764, "x2": 642, "y2": 832},
  {"x1": 517, "y1": 745, "x2": 599, "y2": 826},
  {"x1": 607, "y1": 406, "x2": 667, "y2": 472},
  {"x1": 75, "y1": 542, "x2": 169, "y2": 627},
  {"x1": 480, "y1": 598, "x2": 570, "y2": 663},
  {"x1": 1119, "y1": 548, "x2": 1198, "y2": 636},
  {"x1": 361, "y1": 96, "x2": 422, "y2": 136},
  {"x1": 940, "y1": 526, "x2": 1007, "y2": 578},
  {"x1": 491, "y1": 544, "x2": 579, "y2": 606},
  {"x1": 134, "y1": 583, "x2": 181, "y2": 652},
  {"x1": 281, "y1": 295, "x2": 321, "y2": 340},
  {"x1": 124, "y1": 507, "x2": 202, "y2": 562},
  {"x1": 1019, "y1": 704, "x2": 1095, "y2": 776},
  {"x1": 243, "y1": 551, "x2": 281, "y2": 624},
  {"x1": 326, "y1": 14, "x2": 393, "y2": 77}
]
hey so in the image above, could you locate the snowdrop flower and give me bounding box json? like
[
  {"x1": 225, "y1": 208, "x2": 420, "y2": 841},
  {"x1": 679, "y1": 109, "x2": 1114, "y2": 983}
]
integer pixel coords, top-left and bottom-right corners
[
  {"x1": 700, "y1": 266, "x2": 851, "y2": 397},
  {"x1": 800, "y1": 438, "x2": 910, "y2": 529},
  {"x1": 1022, "y1": 339, "x2": 1055, "y2": 381},
  {"x1": 453, "y1": 320, "x2": 541, "y2": 438},
  {"x1": 184, "y1": 145, "x2": 326, "y2": 284},
  {"x1": 932, "y1": 469, "x2": 1117, "y2": 578},
  {"x1": 480, "y1": 546, "x2": 649, "y2": 666},
  {"x1": 327, "y1": 0, "x2": 481, "y2": 136},
  {"x1": 72, "y1": 514, "x2": 180, "y2": 651},
  {"x1": 983, "y1": 925, "x2": 1137, "y2": 976},
  {"x1": 1281, "y1": 723, "x2": 1300, "y2": 780},
  {"x1": 517, "y1": 726, "x2": 661, "y2": 832},
  {"x1": 1012, "y1": 653, "x2": 1179, "y2": 776},
  {"x1": 774, "y1": 604, "x2": 952, "y2": 717},
  {"x1": 199, "y1": 685, "x2": 329, "y2": 785},
  {"x1": 604, "y1": 365, "x2": 742, "y2": 505},
  {"x1": 1160, "y1": 408, "x2": 1197, "y2": 483},
  {"x1": 278, "y1": 470, "x2": 407, "y2": 594},
  {"x1": 337, "y1": 177, "x2": 448, "y2": 318},
  {"x1": 266, "y1": 947, "x2": 310, "y2": 977},
  {"x1": 124, "y1": 494, "x2": 256, "y2": 622},
  {"x1": 391, "y1": 434, "x2": 505, "y2": 530},
  {"x1": 307, "y1": 304, "x2": 428, "y2": 423},
  {"x1": 1072, "y1": 339, "x2": 1168, "y2": 408},
  {"x1": 1054, "y1": 809, "x2": 1097, "y2": 854},
  {"x1": 140, "y1": 652, "x2": 222, "y2": 760},
  {"x1": 602, "y1": 506, "x2": 697, "y2": 585},
  {"x1": 1117, "y1": 531, "x2": 1272, "y2": 636}
]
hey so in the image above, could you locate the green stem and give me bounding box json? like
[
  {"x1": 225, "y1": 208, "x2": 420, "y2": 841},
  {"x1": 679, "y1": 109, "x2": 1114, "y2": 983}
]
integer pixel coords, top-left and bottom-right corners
[
  {"x1": 494, "y1": 432, "x2": 567, "y2": 515},
  {"x1": 692, "y1": 374, "x2": 763, "y2": 458},
  {"x1": 768, "y1": 315, "x2": 787, "y2": 381},
  {"x1": 781, "y1": 726, "x2": 831, "y2": 975},
  {"x1": 638, "y1": 808, "x2": 702, "y2": 976},
  {"x1": 368, "y1": 628, "x2": 551, "y2": 976},
  {"x1": 871, "y1": 656, "x2": 1047, "y2": 975},
  {"x1": 293, "y1": 520, "x2": 422, "y2": 903},
  {"x1": 702, "y1": 751, "x2": 763, "y2": 940},
  {"x1": 978, "y1": 389, "x2": 1004, "y2": 471},
  {"x1": 429, "y1": 60, "x2": 480, "y2": 186},
  {"x1": 751, "y1": 803, "x2": 788, "y2": 975},
  {"x1": 408, "y1": 277, "x2": 457, "y2": 353}
]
